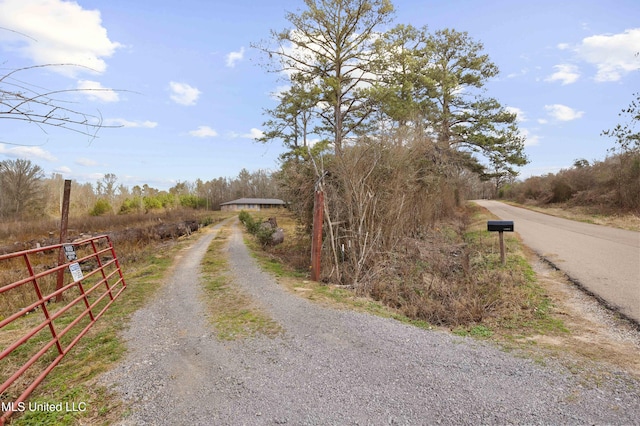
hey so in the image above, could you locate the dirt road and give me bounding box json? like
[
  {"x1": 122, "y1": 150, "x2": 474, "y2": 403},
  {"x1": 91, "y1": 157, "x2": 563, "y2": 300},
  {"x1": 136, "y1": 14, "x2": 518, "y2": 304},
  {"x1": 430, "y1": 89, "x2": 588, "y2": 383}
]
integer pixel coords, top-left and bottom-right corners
[
  {"x1": 473, "y1": 200, "x2": 640, "y2": 325},
  {"x1": 102, "y1": 220, "x2": 640, "y2": 424}
]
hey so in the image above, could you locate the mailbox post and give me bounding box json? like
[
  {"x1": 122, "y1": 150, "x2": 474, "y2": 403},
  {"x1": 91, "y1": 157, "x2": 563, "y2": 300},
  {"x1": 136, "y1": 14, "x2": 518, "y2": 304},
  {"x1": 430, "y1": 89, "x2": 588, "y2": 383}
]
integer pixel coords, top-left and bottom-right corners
[{"x1": 487, "y1": 220, "x2": 514, "y2": 265}]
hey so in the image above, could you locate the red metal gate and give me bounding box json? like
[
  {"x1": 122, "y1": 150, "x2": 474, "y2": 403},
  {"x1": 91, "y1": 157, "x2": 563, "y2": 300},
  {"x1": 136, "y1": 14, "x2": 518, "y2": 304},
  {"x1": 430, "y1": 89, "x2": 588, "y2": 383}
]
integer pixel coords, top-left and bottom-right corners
[{"x1": 0, "y1": 235, "x2": 126, "y2": 424}]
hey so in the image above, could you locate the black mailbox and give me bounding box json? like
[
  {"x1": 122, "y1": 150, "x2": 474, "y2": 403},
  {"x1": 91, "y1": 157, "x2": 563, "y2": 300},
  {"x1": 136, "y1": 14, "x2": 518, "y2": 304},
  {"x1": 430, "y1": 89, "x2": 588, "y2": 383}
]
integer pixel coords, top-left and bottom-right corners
[{"x1": 487, "y1": 220, "x2": 514, "y2": 232}]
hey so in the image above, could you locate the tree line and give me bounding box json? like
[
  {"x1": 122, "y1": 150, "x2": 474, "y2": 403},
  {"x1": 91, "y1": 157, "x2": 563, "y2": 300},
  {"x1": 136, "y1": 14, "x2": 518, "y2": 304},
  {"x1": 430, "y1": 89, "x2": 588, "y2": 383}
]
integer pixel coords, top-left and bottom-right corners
[
  {"x1": 504, "y1": 93, "x2": 640, "y2": 211},
  {"x1": 0, "y1": 160, "x2": 281, "y2": 220}
]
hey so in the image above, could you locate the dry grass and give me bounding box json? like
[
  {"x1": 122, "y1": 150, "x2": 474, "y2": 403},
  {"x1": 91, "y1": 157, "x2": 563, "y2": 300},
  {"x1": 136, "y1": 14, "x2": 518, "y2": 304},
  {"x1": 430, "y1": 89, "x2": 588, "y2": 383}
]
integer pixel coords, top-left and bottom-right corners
[
  {"x1": 518, "y1": 253, "x2": 640, "y2": 380},
  {"x1": 241, "y1": 212, "x2": 433, "y2": 329},
  {"x1": 503, "y1": 201, "x2": 640, "y2": 231},
  {"x1": 360, "y1": 204, "x2": 567, "y2": 331}
]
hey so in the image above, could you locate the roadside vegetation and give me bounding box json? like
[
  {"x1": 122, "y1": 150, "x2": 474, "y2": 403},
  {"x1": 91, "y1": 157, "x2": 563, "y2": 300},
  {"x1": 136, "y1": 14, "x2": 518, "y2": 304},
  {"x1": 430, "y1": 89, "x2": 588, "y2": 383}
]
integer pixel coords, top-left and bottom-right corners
[
  {"x1": 500, "y1": 92, "x2": 639, "y2": 223},
  {"x1": 501, "y1": 152, "x2": 640, "y2": 222},
  {"x1": 502, "y1": 201, "x2": 640, "y2": 232},
  {"x1": 239, "y1": 207, "x2": 566, "y2": 336}
]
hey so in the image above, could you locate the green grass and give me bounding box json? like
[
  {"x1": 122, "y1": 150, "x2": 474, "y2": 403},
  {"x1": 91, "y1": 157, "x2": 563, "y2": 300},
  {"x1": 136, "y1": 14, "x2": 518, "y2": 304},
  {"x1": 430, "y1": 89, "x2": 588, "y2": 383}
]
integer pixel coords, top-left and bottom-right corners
[
  {"x1": 453, "y1": 325, "x2": 494, "y2": 338},
  {"x1": 200, "y1": 228, "x2": 282, "y2": 340}
]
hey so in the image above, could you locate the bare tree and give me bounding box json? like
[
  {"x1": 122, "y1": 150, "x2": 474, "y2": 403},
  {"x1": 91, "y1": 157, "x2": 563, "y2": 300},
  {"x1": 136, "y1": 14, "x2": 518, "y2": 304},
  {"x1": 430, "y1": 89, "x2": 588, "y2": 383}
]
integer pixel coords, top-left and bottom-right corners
[
  {"x1": 0, "y1": 158, "x2": 45, "y2": 219},
  {"x1": 0, "y1": 63, "x2": 124, "y2": 142},
  {"x1": 602, "y1": 92, "x2": 640, "y2": 153}
]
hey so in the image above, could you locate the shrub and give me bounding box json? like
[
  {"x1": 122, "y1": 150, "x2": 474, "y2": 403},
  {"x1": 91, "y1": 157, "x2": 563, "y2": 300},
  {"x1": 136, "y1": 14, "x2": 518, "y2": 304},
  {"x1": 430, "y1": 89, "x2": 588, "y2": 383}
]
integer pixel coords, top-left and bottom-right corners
[
  {"x1": 143, "y1": 196, "x2": 162, "y2": 212},
  {"x1": 119, "y1": 196, "x2": 143, "y2": 214},
  {"x1": 238, "y1": 210, "x2": 253, "y2": 230},
  {"x1": 200, "y1": 216, "x2": 214, "y2": 227},
  {"x1": 550, "y1": 177, "x2": 573, "y2": 203},
  {"x1": 239, "y1": 210, "x2": 277, "y2": 247},
  {"x1": 89, "y1": 199, "x2": 112, "y2": 216},
  {"x1": 238, "y1": 210, "x2": 260, "y2": 234},
  {"x1": 255, "y1": 224, "x2": 276, "y2": 247},
  {"x1": 505, "y1": 152, "x2": 640, "y2": 212}
]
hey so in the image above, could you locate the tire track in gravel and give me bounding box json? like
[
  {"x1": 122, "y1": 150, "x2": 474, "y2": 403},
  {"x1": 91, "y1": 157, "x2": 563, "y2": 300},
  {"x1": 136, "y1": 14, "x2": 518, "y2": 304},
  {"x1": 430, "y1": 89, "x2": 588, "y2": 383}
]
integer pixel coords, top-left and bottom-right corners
[{"x1": 104, "y1": 220, "x2": 640, "y2": 425}]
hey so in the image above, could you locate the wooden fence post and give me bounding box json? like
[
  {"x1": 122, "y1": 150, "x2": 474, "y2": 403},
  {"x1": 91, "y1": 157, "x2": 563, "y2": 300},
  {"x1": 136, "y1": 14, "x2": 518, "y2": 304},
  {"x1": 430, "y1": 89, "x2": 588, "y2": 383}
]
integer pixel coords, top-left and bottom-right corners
[
  {"x1": 310, "y1": 190, "x2": 324, "y2": 281},
  {"x1": 56, "y1": 179, "x2": 71, "y2": 302}
]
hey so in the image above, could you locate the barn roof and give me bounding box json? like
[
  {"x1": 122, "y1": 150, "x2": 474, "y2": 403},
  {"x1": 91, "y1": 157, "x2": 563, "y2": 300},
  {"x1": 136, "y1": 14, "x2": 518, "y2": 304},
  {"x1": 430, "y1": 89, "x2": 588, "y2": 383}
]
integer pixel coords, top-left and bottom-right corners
[{"x1": 219, "y1": 198, "x2": 286, "y2": 206}]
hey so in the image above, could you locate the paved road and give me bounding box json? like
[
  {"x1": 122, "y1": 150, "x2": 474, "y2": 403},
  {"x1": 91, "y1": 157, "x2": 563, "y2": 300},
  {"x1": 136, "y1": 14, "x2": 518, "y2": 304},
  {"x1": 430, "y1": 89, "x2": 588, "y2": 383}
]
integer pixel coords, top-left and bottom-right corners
[{"x1": 473, "y1": 200, "x2": 640, "y2": 324}]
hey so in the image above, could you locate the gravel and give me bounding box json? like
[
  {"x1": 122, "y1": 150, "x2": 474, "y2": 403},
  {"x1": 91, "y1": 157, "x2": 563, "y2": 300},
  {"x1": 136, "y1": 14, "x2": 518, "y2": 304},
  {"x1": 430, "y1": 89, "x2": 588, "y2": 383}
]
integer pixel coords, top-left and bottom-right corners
[{"x1": 102, "y1": 220, "x2": 640, "y2": 425}]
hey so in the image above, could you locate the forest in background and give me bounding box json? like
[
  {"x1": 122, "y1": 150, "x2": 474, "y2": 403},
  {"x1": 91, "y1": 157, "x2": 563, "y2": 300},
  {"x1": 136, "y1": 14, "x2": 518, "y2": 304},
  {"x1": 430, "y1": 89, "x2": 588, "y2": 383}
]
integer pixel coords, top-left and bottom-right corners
[{"x1": 0, "y1": 163, "x2": 281, "y2": 220}]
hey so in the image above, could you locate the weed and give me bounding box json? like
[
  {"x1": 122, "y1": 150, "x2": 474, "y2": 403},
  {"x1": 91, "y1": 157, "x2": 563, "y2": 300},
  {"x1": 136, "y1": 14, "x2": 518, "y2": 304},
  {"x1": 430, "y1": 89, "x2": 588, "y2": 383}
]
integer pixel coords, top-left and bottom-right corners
[{"x1": 200, "y1": 228, "x2": 282, "y2": 340}]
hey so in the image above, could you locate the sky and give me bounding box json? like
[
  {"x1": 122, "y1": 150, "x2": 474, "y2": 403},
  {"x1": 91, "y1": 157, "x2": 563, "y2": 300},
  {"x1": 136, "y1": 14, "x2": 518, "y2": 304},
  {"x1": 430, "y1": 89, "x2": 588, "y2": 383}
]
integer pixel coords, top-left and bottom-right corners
[{"x1": 0, "y1": 0, "x2": 638, "y2": 191}]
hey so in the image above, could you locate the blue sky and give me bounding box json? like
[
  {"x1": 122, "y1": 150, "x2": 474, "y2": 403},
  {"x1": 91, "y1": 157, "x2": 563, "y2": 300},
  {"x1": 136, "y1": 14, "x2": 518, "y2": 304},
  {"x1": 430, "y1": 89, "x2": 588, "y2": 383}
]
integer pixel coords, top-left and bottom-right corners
[{"x1": 0, "y1": 0, "x2": 638, "y2": 191}]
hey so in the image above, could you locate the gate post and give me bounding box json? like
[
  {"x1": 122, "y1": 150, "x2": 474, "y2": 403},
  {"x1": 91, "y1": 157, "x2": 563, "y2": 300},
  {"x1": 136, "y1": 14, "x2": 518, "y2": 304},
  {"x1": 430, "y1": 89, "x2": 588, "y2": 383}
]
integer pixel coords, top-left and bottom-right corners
[
  {"x1": 56, "y1": 179, "x2": 71, "y2": 302},
  {"x1": 310, "y1": 190, "x2": 324, "y2": 281}
]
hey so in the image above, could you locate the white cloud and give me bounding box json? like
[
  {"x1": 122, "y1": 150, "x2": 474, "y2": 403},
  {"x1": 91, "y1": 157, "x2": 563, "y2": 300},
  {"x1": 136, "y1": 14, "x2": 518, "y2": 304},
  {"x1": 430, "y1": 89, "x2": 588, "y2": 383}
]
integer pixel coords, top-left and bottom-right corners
[
  {"x1": 55, "y1": 165, "x2": 72, "y2": 174},
  {"x1": 505, "y1": 106, "x2": 527, "y2": 122},
  {"x1": 0, "y1": 0, "x2": 121, "y2": 77},
  {"x1": 544, "y1": 104, "x2": 584, "y2": 121},
  {"x1": 228, "y1": 128, "x2": 264, "y2": 140},
  {"x1": 557, "y1": 43, "x2": 571, "y2": 50},
  {"x1": 189, "y1": 126, "x2": 218, "y2": 138},
  {"x1": 537, "y1": 118, "x2": 548, "y2": 125},
  {"x1": 105, "y1": 118, "x2": 158, "y2": 128},
  {"x1": 0, "y1": 143, "x2": 57, "y2": 161},
  {"x1": 169, "y1": 82, "x2": 201, "y2": 106},
  {"x1": 520, "y1": 128, "x2": 541, "y2": 147},
  {"x1": 87, "y1": 172, "x2": 104, "y2": 181},
  {"x1": 76, "y1": 158, "x2": 98, "y2": 167},
  {"x1": 545, "y1": 64, "x2": 580, "y2": 85},
  {"x1": 506, "y1": 68, "x2": 528, "y2": 79},
  {"x1": 226, "y1": 47, "x2": 245, "y2": 68},
  {"x1": 243, "y1": 128, "x2": 264, "y2": 139},
  {"x1": 77, "y1": 80, "x2": 119, "y2": 102},
  {"x1": 270, "y1": 85, "x2": 291, "y2": 100},
  {"x1": 575, "y1": 28, "x2": 640, "y2": 82}
]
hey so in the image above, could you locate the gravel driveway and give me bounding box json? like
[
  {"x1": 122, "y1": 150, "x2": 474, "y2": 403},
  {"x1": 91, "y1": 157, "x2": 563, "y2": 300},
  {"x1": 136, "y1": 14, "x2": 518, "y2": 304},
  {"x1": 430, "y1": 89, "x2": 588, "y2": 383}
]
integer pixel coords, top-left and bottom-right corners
[{"x1": 103, "y1": 220, "x2": 640, "y2": 425}]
